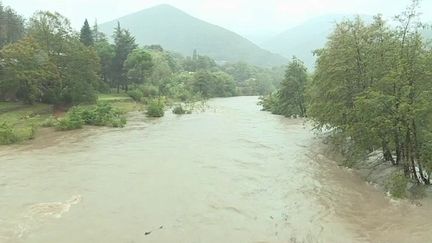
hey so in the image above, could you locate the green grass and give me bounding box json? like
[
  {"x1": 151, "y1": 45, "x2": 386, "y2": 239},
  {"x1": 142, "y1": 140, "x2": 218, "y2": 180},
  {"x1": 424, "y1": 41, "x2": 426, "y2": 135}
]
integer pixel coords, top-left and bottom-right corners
[
  {"x1": 97, "y1": 93, "x2": 143, "y2": 113},
  {"x1": 0, "y1": 102, "x2": 52, "y2": 144},
  {"x1": 97, "y1": 93, "x2": 133, "y2": 102},
  {"x1": 0, "y1": 102, "x2": 52, "y2": 126}
]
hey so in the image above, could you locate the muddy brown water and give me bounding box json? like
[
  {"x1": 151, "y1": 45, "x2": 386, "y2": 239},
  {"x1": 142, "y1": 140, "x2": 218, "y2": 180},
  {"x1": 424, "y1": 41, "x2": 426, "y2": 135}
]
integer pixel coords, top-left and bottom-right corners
[{"x1": 1, "y1": 96, "x2": 432, "y2": 243}]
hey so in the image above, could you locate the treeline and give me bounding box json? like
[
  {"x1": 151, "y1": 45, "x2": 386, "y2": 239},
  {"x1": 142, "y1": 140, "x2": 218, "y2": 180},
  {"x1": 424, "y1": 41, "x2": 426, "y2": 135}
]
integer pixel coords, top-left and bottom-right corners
[
  {"x1": 262, "y1": 1, "x2": 432, "y2": 184},
  {"x1": 0, "y1": 1, "x2": 283, "y2": 106}
]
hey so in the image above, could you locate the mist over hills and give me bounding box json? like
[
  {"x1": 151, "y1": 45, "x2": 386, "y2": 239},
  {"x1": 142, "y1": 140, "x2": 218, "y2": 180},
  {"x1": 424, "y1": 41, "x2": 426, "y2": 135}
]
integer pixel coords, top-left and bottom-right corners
[
  {"x1": 261, "y1": 15, "x2": 373, "y2": 70},
  {"x1": 99, "y1": 5, "x2": 431, "y2": 70},
  {"x1": 262, "y1": 16, "x2": 431, "y2": 70},
  {"x1": 423, "y1": 26, "x2": 432, "y2": 40},
  {"x1": 99, "y1": 4, "x2": 287, "y2": 67}
]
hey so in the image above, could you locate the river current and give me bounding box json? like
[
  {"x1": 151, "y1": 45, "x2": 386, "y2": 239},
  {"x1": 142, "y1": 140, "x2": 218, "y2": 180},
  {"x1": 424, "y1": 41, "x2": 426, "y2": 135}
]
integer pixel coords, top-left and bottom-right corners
[{"x1": 1, "y1": 96, "x2": 431, "y2": 243}]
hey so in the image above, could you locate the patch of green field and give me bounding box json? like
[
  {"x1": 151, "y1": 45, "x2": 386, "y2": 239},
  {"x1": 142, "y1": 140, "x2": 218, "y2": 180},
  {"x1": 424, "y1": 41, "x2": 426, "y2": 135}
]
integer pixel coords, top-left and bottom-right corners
[
  {"x1": 98, "y1": 93, "x2": 133, "y2": 102},
  {"x1": 97, "y1": 93, "x2": 142, "y2": 113},
  {"x1": 0, "y1": 102, "x2": 53, "y2": 144},
  {"x1": 0, "y1": 102, "x2": 52, "y2": 126}
]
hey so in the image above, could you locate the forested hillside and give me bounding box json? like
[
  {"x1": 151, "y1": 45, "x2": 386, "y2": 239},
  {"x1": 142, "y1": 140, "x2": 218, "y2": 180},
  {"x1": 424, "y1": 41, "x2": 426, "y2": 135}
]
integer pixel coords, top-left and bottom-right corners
[{"x1": 99, "y1": 4, "x2": 287, "y2": 67}]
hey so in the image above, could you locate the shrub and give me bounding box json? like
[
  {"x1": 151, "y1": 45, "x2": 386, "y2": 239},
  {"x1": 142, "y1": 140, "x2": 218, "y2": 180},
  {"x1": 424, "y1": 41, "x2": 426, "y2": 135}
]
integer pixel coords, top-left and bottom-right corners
[
  {"x1": 41, "y1": 116, "x2": 58, "y2": 127},
  {"x1": 140, "y1": 85, "x2": 160, "y2": 97},
  {"x1": 127, "y1": 90, "x2": 143, "y2": 102},
  {"x1": 56, "y1": 103, "x2": 126, "y2": 130},
  {"x1": 386, "y1": 171, "x2": 408, "y2": 198},
  {"x1": 172, "y1": 105, "x2": 186, "y2": 115},
  {"x1": 146, "y1": 98, "x2": 165, "y2": 117},
  {"x1": 172, "y1": 104, "x2": 193, "y2": 115},
  {"x1": 0, "y1": 122, "x2": 19, "y2": 145},
  {"x1": 28, "y1": 124, "x2": 38, "y2": 140},
  {"x1": 83, "y1": 103, "x2": 127, "y2": 127},
  {"x1": 57, "y1": 108, "x2": 84, "y2": 130}
]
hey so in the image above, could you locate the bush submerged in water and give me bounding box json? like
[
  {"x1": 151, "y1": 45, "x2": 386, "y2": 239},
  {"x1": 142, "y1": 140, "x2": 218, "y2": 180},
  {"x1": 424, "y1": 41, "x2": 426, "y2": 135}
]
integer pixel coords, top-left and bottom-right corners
[
  {"x1": 386, "y1": 171, "x2": 408, "y2": 198},
  {"x1": 146, "y1": 98, "x2": 165, "y2": 117},
  {"x1": 57, "y1": 103, "x2": 126, "y2": 130},
  {"x1": 57, "y1": 108, "x2": 85, "y2": 130},
  {"x1": 172, "y1": 104, "x2": 193, "y2": 115},
  {"x1": 172, "y1": 105, "x2": 186, "y2": 115}
]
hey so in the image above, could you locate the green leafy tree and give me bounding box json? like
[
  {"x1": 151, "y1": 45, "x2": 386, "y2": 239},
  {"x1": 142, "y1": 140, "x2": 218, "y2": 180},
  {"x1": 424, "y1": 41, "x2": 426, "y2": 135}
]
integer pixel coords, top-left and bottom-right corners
[
  {"x1": 211, "y1": 71, "x2": 236, "y2": 97},
  {"x1": 307, "y1": 1, "x2": 432, "y2": 183},
  {"x1": 0, "y1": 37, "x2": 58, "y2": 104},
  {"x1": 124, "y1": 48, "x2": 153, "y2": 87},
  {"x1": 277, "y1": 57, "x2": 308, "y2": 117},
  {"x1": 27, "y1": 11, "x2": 100, "y2": 104}
]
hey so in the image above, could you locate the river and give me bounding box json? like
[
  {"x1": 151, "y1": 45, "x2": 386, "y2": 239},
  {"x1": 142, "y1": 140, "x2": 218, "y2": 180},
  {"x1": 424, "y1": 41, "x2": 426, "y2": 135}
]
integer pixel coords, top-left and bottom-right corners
[{"x1": 0, "y1": 96, "x2": 432, "y2": 243}]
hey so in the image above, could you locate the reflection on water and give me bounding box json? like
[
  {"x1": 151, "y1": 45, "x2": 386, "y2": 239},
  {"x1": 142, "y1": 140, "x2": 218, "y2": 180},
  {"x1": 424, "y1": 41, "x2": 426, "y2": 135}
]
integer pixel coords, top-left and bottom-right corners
[{"x1": 0, "y1": 96, "x2": 431, "y2": 243}]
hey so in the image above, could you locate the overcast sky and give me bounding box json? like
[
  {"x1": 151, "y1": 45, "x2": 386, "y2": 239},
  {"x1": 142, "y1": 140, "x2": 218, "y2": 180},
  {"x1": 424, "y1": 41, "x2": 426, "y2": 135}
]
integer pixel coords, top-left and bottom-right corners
[{"x1": 3, "y1": 0, "x2": 432, "y2": 41}]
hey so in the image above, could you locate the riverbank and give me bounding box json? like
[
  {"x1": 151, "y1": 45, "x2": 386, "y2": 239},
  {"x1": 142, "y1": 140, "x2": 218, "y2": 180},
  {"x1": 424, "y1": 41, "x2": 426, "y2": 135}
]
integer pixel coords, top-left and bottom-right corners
[
  {"x1": 317, "y1": 136, "x2": 430, "y2": 200},
  {"x1": 0, "y1": 94, "x2": 141, "y2": 145}
]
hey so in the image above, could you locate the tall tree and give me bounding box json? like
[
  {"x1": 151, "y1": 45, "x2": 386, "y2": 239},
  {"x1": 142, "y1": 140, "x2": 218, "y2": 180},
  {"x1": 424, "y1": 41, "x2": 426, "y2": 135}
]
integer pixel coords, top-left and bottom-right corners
[
  {"x1": 0, "y1": 2, "x2": 25, "y2": 48},
  {"x1": 112, "y1": 22, "x2": 138, "y2": 92},
  {"x1": 80, "y1": 19, "x2": 94, "y2": 46},
  {"x1": 27, "y1": 11, "x2": 100, "y2": 104},
  {"x1": 277, "y1": 57, "x2": 308, "y2": 117}
]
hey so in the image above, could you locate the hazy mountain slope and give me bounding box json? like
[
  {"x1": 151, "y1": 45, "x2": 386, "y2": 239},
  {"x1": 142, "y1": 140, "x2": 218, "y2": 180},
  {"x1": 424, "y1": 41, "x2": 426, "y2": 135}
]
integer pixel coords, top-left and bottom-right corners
[
  {"x1": 262, "y1": 15, "x2": 372, "y2": 69},
  {"x1": 422, "y1": 26, "x2": 432, "y2": 40},
  {"x1": 99, "y1": 4, "x2": 287, "y2": 67}
]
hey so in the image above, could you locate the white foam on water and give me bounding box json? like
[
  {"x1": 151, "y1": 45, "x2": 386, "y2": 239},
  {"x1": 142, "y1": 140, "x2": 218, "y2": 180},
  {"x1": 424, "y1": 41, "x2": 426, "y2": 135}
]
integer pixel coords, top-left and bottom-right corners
[{"x1": 27, "y1": 195, "x2": 82, "y2": 219}]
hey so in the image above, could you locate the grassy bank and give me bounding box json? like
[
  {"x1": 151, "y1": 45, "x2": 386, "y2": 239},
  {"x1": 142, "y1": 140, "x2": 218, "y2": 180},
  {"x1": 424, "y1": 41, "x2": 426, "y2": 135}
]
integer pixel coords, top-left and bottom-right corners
[
  {"x1": 0, "y1": 102, "x2": 53, "y2": 144},
  {"x1": 0, "y1": 94, "x2": 141, "y2": 145}
]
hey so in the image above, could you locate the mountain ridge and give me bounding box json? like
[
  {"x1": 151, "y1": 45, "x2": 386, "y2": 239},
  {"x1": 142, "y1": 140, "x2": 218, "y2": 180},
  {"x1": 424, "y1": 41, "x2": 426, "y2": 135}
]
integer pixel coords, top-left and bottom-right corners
[{"x1": 99, "y1": 4, "x2": 287, "y2": 67}]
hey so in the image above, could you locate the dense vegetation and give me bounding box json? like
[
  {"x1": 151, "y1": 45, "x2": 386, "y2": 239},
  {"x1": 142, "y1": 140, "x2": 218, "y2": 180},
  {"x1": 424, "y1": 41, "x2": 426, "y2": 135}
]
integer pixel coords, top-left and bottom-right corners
[
  {"x1": 0, "y1": 1, "x2": 283, "y2": 144},
  {"x1": 260, "y1": 57, "x2": 308, "y2": 117},
  {"x1": 262, "y1": 1, "x2": 432, "y2": 189}
]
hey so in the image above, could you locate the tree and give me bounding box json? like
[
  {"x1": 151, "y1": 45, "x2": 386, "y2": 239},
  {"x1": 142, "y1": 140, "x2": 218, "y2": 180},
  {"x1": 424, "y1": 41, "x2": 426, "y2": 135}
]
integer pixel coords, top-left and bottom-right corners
[
  {"x1": 276, "y1": 57, "x2": 308, "y2": 117},
  {"x1": 0, "y1": 37, "x2": 58, "y2": 104},
  {"x1": 60, "y1": 39, "x2": 100, "y2": 104},
  {"x1": 94, "y1": 39, "x2": 115, "y2": 85},
  {"x1": 26, "y1": 11, "x2": 100, "y2": 105},
  {"x1": 307, "y1": 1, "x2": 432, "y2": 184},
  {"x1": 192, "y1": 70, "x2": 213, "y2": 97},
  {"x1": 112, "y1": 22, "x2": 138, "y2": 92},
  {"x1": 0, "y1": 2, "x2": 25, "y2": 48},
  {"x1": 211, "y1": 71, "x2": 236, "y2": 97},
  {"x1": 28, "y1": 11, "x2": 73, "y2": 53},
  {"x1": 124, "y1": 48, "x2": 153, "y2": 87},
  {"x1": 80, "y1": 19, "x2": 94, "y2": 46}
]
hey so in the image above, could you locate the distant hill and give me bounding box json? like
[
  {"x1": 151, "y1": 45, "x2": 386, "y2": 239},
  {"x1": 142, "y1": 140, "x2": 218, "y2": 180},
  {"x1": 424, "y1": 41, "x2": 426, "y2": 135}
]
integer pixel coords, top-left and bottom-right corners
[
  {"x1": 261, "y1": 15, "x2": 372, "y2": 70},
  {"x1": 99, "y1": 4, "x2": 287, "y2": 67},
  {"x1": 422, "y1": 26, "x2": 432, "y2": 40}
]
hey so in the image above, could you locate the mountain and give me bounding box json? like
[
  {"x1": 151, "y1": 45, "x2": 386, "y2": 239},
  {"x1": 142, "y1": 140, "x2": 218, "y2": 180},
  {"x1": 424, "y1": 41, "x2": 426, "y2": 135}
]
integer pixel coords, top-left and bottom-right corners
[
  {"x1": 99, "y1": 4, "x2": 287, "y2": 67},
  {"x1": 262, "y1": 15, "x2": 372, "y2": 70},
  {"x1": 422, "y1": 26, "x2": 432, "y2": 40}
]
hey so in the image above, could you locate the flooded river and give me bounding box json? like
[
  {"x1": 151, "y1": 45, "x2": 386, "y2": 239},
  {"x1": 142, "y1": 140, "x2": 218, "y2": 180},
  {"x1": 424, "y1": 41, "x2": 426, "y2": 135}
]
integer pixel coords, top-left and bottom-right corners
[{"x1": 1, "y1": 96, "x2": 432, "y2": 243}]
